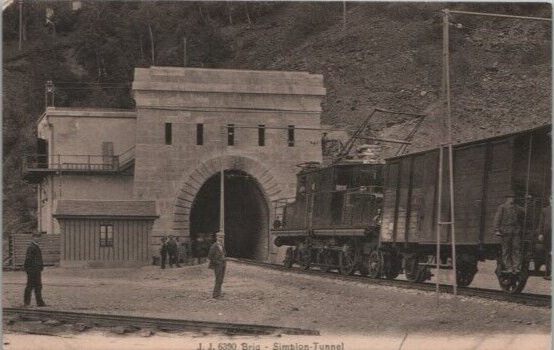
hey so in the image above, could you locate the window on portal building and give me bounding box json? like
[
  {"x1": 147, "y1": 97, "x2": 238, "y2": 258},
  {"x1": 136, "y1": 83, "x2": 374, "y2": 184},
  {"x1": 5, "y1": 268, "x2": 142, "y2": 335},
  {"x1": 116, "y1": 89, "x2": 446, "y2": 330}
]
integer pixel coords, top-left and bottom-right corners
[
  {"x1": 258, "y1": 125, "x2": 265, "y2": 146},
  {"x1": 288, "y1": 125, "x2": 295, "y2": 147},
  {"x1": 196, "y1": 123, "x2": 204, "y2": 145},
  {"x1": 228, "y1": 124, "x2": 235, "y2": 146},
  {"x1": 165, "y1": 123, "x2": 172, "y2": 145},
  {"x1": 100, "y1": 223, "x2": 114, "y2": 247}
]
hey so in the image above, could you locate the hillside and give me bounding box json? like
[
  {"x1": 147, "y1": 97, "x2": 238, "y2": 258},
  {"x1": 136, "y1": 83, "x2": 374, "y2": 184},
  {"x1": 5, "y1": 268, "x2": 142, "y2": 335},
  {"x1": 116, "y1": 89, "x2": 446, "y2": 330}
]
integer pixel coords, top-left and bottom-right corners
[{"x1": 2, "y1": 2, "x2": 551, "y2": 235}]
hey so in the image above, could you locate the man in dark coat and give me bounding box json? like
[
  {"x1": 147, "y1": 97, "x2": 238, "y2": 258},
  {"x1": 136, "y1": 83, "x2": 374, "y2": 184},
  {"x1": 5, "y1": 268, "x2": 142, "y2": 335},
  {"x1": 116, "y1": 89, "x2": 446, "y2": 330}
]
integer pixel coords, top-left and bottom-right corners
[
  {"x1": 167, "y1": 235, "x2": 181, "y2": 268},
  {"x1": 23, "y1": 233, "x2": 46, "y2": 307},
  {"x1": 160, "y1": 237, "x2": 168, "y2": 269},
  {"x1": 208, "y1": 232, "x2": 226, "y2": 299},
  {"x1": 493, "y1": 194, "x2": 525, "y2": 273},
  {"x1": 538, "y1": 196, "x2": 552, "y2": 279}
]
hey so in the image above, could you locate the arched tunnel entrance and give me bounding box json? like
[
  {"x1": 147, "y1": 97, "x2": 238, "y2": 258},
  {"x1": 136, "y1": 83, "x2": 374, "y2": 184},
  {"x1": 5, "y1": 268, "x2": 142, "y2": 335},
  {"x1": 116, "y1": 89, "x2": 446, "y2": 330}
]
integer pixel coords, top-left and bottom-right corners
[{"x1": 189, "y1": 170, "x2": 269, "y2": 260}]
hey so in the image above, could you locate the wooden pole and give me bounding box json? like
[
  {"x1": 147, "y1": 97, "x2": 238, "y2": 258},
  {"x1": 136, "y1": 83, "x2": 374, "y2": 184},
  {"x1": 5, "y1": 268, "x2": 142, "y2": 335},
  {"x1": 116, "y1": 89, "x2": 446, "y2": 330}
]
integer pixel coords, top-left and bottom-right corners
[
  {"x1": 443, "y1": 9, "x2": 458, "y2": 297},
  {"x1": 148, "y1": 24, "x2": 155, "y2": 65},
  {"x1": 219, "y1": 126, "x2": 225, "y2": 235},
  {"x1": 343, "y1": 1, "x2": 347, "y2": 31},
  {"x1": 183, "y1": 37, "x2": 187, "y2": 67},
  {"x1": 436, "y1": 146, "x2": 443, "y2": 305},
  {"x1": 18, "y1": 0, "x2": 22, "y2": 50}
]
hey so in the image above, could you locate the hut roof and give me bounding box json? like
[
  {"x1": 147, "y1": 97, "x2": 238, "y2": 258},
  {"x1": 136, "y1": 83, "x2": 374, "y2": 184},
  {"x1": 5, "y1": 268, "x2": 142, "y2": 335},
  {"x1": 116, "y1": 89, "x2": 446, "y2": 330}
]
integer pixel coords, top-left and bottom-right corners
[{"x1": 54, "y1": 200, "x2": 159, "y2": 219}]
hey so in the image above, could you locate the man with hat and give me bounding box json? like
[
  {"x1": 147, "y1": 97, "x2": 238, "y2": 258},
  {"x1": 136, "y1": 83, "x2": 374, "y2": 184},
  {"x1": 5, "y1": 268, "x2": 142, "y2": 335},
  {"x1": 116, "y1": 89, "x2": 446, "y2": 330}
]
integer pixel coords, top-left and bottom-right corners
[
  {"x1": 208, "y1": 232, "x2": 227, "y2": 298},
  {"x1": 538, "y1": 196, "x2": 552, "y2": 280},
  {"x1": 493, "y1": 194, "x2": 525, "y2": 273},
  {"x1": 23, "y1": 233, "x2": 46, "y2": 307},
  {"x1": 167, "y1": 235, "x2": 181, "y2": 268},
  {"x1": 160, "y1": 237, "x2": 169, "y2": 269}
]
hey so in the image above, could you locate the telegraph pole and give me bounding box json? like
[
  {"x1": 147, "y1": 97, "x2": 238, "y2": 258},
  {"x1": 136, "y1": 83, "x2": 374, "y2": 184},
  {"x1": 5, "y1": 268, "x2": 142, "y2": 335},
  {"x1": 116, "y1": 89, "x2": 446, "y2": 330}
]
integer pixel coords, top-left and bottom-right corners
[
  {"x1": 18, "y1": 0, "x2": 23, "y2": 50},
  {"x1": 219, "y1": 126, "x2": 225, "y2": 236}
]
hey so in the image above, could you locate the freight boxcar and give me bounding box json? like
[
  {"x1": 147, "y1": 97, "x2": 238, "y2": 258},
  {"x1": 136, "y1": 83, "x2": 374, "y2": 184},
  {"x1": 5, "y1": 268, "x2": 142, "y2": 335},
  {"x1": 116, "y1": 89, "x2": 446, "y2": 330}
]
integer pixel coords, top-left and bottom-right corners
[
  {"x1": 272, "y1": 160, "x2": 384, "y2": 275},
  {"x1": 379, "y1": 124, "x2": 551, "y2": 293}
]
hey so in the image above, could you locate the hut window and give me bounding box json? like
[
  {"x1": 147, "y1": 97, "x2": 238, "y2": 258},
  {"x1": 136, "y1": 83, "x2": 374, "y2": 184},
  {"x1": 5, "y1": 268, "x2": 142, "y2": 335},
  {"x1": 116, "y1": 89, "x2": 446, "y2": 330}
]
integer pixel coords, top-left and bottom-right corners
[
  {"x1": 100, "y1": 224, "x2": 114, "y2": 247},
  {"x1": 288, "y1": 125, "x2": 295, "y2": 147}
]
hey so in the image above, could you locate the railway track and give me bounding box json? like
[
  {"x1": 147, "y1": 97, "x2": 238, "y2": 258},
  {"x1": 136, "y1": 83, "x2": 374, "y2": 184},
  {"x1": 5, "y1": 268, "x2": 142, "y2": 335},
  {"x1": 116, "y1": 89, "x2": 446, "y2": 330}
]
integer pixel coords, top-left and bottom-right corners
[
  {"x1": 3, "y1": 308, "x2": 320, "y2": 336},
  {"x1": 230, "y1": 258, "x2": 551, "y2": 308}
]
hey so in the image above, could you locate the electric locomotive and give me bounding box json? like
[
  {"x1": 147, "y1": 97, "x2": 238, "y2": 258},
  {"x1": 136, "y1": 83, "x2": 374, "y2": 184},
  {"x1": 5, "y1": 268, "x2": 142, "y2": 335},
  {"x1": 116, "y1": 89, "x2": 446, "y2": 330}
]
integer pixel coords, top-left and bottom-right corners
[{"x1": 271, "y1": 124, "x2": 551, "y2": 294}]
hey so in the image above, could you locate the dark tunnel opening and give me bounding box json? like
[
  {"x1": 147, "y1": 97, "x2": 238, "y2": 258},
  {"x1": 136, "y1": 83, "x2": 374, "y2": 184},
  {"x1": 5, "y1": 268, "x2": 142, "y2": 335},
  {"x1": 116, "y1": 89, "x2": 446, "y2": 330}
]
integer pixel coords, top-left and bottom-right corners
[{"x1": 189, "y1": 170, "x2": 269, "y2": 260}]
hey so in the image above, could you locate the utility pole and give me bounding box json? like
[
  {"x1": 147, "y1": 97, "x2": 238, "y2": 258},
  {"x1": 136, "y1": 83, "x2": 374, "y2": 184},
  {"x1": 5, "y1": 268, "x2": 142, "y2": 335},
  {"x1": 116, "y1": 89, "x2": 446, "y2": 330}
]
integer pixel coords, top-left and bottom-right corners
[
  {"x1": 18, "y1": 0, "x2": 22, "y2": 50},
  {"x1": 183, "y1": 37, "x2": 187, "y2": 67},
  {"x1": 437, "y1": 9, "x2": 458, "y2": 302},
  {"x1": 148, "y1": 24, "x2": 155, "y2": 65},
  {"x1": 343, "y1": 1, "x2": 347, "y2": 31},
  {"x1": 219, "y1": 126, "x2": 225, "y2": 236}
]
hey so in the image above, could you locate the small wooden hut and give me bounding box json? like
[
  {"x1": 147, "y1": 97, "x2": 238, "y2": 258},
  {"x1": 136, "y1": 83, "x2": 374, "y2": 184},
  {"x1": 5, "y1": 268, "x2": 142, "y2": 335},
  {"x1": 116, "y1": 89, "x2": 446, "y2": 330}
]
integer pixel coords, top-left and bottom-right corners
[{"x1": 54, "y1": 200, "x2": 158, "y2": 268}]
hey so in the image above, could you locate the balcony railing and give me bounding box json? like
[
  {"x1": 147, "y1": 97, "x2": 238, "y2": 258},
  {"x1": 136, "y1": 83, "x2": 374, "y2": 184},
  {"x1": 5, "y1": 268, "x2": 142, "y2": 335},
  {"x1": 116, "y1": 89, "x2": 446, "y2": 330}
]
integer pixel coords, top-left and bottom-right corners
[{"x1": 23, "y1": 154, "x2": 120, "y2": 172}]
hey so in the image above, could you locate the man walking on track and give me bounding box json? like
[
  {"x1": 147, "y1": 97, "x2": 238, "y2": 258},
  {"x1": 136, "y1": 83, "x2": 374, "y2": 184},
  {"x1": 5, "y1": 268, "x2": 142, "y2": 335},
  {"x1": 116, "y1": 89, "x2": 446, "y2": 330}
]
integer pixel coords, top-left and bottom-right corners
[
  {"x1": 208, "y1": 232, "x2": 227, "y2": 299},
  {"x1": 23, "y1": 233, "x2": 46, "y2": 307},
  {"x1": 494, "y1": 194, "x2": 525, "y2": 273}
]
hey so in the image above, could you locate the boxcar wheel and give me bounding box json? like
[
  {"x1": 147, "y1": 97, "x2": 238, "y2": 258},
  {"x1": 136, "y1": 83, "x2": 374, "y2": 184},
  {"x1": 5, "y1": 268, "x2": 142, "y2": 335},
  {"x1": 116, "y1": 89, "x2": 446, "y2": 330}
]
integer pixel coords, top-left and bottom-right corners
[
  {"x1": 456, "y1": 263, "x2": 477, "y2": 287},
  {"x1": 284, "y1": 247, "x2": 294, "y2": 268},
  {"x1": 367, "y1": 250, "x2": 383, "y2": 279},
  {"x1": 339, "y1": 243, "x2": 357, "y2": 275}
]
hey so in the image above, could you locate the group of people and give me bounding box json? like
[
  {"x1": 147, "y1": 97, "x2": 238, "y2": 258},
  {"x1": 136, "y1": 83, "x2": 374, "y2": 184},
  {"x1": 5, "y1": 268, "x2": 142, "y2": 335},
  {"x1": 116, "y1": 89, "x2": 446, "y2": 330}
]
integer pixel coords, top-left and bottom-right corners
[
  {"x1": 158, "y1": 233, "x2": 227, "y2": 298},
  {"x1": 159, "y1": 235, "x2": 182, "y2": 268}
]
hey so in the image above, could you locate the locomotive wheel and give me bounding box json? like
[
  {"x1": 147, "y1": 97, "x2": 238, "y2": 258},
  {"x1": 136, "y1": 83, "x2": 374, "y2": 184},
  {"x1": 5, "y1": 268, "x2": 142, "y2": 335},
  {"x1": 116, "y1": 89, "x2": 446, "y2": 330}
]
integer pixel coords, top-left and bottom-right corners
[
  {"x1": 495, "y1": 260, "x2": 529, "y2": 294},
  {"x1": 323, "y1": 250, "x2": 336, "y2": 272},
  {"x1": 383, "y1": 253, "x2": 402, "y2": 280},
  {"x1": 284, "y1": 247, "x2": 294, "y2": 268},
  {"x1": 456, "y1": 262, "x2": 478, "y2": 287},
  {"x1": 367, "y1": 250, "x2": 383, "y2": 279},
  {"x1": 339, "y1": 243, "x2": 357, "y2": 276},
  {"x1": 298, "y1": 244, "x2": 311, "y2": 270},
  {"x1": 404, "y1": 254, "x2": 429, "y2": 283}
]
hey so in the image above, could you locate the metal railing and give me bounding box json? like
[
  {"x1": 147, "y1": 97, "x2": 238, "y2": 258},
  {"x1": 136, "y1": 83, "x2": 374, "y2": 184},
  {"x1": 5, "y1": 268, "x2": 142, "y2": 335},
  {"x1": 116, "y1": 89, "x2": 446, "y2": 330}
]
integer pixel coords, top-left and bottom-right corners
[{"x1": 23, "y1": 154, "x2": 120, "y2": 172}]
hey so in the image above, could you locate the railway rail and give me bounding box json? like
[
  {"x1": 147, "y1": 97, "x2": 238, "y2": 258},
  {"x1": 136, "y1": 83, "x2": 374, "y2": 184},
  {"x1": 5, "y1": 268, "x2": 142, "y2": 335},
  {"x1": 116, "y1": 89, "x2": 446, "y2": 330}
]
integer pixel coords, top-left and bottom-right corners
[
  {"x1": 230, "y1": 258, "x2": 551, "y2": 308},
  {"x1": 3, "y1": 308, "x2": 320, "y2": 336}
]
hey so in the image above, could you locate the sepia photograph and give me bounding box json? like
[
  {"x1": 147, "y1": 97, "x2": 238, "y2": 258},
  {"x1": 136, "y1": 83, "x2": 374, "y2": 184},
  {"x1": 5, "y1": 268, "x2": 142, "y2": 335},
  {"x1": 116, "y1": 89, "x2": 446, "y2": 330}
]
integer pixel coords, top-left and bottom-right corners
[{"x1": 1, "y1": 1, "x2": 552, "y2": 349}]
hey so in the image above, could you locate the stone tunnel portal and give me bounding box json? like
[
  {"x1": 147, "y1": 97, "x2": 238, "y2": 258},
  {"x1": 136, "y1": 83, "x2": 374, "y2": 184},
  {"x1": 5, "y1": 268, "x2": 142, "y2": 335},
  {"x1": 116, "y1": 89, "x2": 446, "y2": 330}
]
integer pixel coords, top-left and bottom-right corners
[{"x1": 189, "y1": 170, "x2": 269, "y2": 260}]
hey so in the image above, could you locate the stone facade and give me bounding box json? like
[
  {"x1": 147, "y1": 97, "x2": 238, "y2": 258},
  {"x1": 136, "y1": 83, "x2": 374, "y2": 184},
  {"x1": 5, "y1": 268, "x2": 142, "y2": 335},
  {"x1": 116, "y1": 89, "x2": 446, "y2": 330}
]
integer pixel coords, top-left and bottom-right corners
[{"x1": 33, "y1": 67, "x2": 325, "y2": 263}]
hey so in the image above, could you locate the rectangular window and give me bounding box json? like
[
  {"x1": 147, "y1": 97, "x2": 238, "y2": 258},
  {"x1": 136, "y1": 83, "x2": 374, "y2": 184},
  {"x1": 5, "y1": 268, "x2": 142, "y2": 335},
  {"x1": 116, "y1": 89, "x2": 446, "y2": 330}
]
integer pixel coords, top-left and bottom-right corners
[
  {"x1": 196, "y1": 123, "x2": 203, "y2": 145},
  {"x1": 228, "y1": 124, "x2": 235, "y2": 146},
  {"x1": 258, "y1": 125, "x2": 265, "y2": 146},
  {"x1": 165, "y1": 123, "x2": 172, "y2": 145},
  {"x1": 100, "y1": 224, "x2": 114, "y2": 247},
  {"x1": 288, "y1": 125, "x2": 295, "y2": 147}
]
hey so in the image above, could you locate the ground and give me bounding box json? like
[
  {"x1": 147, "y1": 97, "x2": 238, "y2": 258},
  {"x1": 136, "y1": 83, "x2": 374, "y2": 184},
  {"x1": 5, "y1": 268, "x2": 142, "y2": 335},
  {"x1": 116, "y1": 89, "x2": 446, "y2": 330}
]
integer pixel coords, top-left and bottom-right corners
[{"x1": 2, "y1": 261, "x2": 551, "y2": 349}]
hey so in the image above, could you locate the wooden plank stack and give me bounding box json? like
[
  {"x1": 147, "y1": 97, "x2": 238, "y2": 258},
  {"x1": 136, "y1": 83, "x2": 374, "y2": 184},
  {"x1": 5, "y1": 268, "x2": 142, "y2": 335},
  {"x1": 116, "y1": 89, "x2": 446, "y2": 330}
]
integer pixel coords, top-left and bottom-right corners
[{"x1": 9, "y1": 234, "x2": 60, "y2": 269}]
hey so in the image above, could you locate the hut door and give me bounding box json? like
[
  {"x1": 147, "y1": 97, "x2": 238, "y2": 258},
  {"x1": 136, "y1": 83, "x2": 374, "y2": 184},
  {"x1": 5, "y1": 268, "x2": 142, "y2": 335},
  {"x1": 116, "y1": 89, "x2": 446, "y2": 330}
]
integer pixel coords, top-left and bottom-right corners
[{"x1": 102, "y1": 142, "x2": 114, "y2": 170}]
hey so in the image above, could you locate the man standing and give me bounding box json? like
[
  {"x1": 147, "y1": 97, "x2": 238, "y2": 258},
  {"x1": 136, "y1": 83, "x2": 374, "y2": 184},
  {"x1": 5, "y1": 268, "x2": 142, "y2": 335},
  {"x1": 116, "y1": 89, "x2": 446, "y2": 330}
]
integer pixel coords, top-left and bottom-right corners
[
  {"x1": 538, "y1": 196, "x2": 551, "y2": 279},
  {"x1": 493, "y1": 194, "x2": 525, "y2": 273},
  {"x1": 321, "y1": 132, "x2": 329, "y2": 156},
  {"x1": 160, "y1": 237, "x2": 168, "y2": 269},
  {"x1": 23, "y1": 233, "x2": 46, "y2": 307},
  {"x1": 208, "y1": 232, "x2": 226, "y2": 299},
  {"x1": 167, "y1": 235, "x2": 181, "y2": 268}
]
